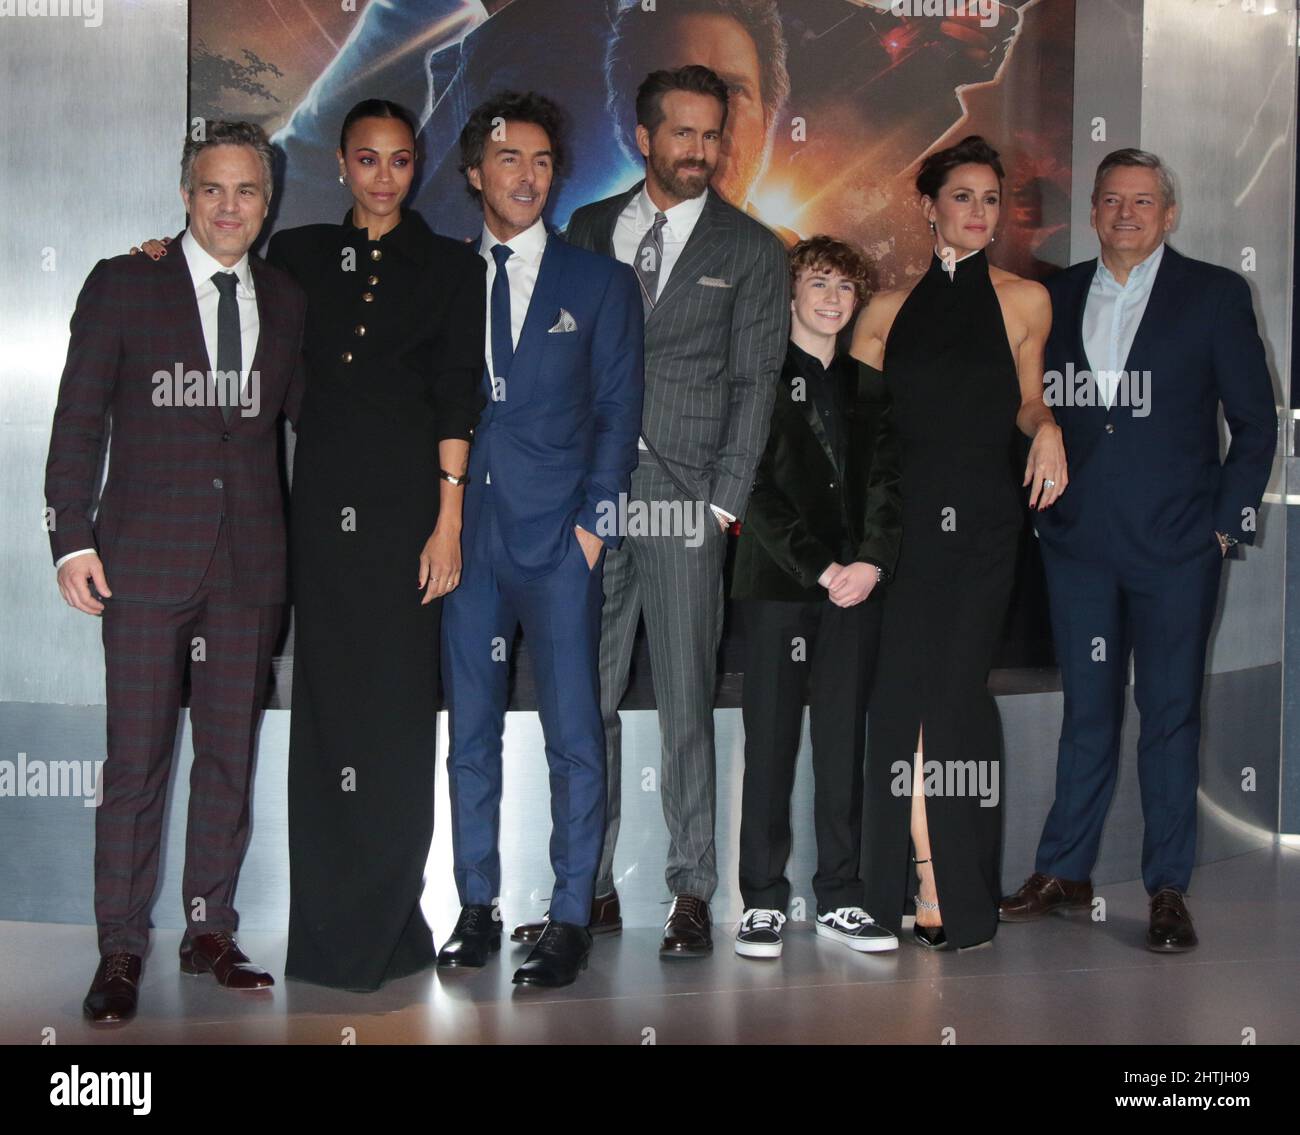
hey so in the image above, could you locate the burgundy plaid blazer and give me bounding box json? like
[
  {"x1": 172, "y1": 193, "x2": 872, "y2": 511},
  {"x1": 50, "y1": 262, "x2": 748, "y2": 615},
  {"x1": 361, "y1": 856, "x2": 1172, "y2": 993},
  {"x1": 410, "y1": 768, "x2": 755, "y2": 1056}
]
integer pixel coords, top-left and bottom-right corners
[{"x1": 44, "y1": 232, "x2": 307, "y2": 605}]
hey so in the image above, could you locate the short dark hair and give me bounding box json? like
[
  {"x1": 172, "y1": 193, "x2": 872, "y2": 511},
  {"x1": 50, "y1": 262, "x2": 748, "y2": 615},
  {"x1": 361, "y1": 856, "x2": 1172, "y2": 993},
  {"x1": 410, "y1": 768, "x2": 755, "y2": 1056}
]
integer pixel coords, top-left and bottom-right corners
[
  {"x1": 181, "y1": 120, "x2": 275, "y2": 201},
  {"x1": 338, "y1": 98, "x2": 418, "y2": 154},
  {"x1": 1091, "y1": 147, "x2": 1177, "y2": 206},
  {"x1": 915, "y1": 135, "x2": 1005, "y2": 201},
  {"x1": 606, "y1": 0, "x2": 790, "y2": 164},
  {"x1": 635, "y1": 65, "x2": 731, "y2": 144},
  {"x1": 457, "y1": 90, "x2": 567, "y2": 200},
  {"x1": 789, "y1": 235, "x2": 872, "y2": 308}
]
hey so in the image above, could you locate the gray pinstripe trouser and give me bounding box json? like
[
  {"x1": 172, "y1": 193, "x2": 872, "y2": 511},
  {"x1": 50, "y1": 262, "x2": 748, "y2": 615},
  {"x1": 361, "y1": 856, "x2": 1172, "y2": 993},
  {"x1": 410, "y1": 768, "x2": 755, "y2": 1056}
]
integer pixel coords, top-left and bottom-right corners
[{"x1": 595, "y1": 463, "x2": 727, "y2": 901}]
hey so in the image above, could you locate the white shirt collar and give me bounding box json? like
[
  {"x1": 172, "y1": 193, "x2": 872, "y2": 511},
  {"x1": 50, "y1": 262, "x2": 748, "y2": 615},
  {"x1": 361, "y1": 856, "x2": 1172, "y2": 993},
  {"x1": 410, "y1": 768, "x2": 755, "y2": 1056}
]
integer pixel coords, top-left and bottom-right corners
[
  {"x1": 637, "y1": 183, "x2": 708, "y2": 240},
  {"x1": 181, "y1": 227, "x2": 254, "y2": 295},
  {"x1": 481, "y1": 215, "x2": 548, "y2": 265},
  {"x1": 1096, "y1": 241, "x2": 1165, "y2": 289}
]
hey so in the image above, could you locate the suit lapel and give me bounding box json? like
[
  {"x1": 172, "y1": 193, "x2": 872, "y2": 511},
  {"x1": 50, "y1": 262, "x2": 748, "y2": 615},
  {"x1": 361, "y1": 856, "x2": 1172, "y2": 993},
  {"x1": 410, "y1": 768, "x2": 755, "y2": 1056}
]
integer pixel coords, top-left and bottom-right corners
[
  {"x1": 651, "y1": 190, "x2": 731, "y2": 319},
  {"x1": 161, "y1": 234, "x2": 227, "y2": 431},
  {"x1": 503, "y1": 233, "x2": 568, "y2": 408},
  {"x1": 800, "y1": 383, "x2": 837, "y2": 470},
  {"x1": 594, "y1": 185, "x2": 637, "y2": 258},
  {"x1": 1072, "y1": 258, "x2": 1097, "y2": 374},
  {"x1": 1121, "y1": 245, "x2": 1181, "y2": 375}
]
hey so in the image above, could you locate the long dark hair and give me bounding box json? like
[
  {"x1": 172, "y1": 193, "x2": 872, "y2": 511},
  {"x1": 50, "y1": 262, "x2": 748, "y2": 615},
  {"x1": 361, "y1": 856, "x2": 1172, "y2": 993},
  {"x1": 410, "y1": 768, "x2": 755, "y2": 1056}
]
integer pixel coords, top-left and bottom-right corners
[{"x1": 338, "y1": 98, "x2": 419, "y2": 154}]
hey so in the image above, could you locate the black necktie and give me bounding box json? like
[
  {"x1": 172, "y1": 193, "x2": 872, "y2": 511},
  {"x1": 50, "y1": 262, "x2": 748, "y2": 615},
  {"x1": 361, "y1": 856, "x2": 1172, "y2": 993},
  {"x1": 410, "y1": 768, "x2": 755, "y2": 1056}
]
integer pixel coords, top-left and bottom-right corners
[{"x1": 211, "y1": 271, "x2": 241, "y2": 425}]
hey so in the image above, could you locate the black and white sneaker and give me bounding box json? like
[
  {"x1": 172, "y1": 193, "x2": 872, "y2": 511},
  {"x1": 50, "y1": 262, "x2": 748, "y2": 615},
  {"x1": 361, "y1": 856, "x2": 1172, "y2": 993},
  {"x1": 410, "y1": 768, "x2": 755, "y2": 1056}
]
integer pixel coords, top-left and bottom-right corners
[
  {"x1": 735, "y1": 908, "x2": 787, "y2": 958},
  {"x1": 815, "y1": 907, "x2": 898, "y2": 952}
]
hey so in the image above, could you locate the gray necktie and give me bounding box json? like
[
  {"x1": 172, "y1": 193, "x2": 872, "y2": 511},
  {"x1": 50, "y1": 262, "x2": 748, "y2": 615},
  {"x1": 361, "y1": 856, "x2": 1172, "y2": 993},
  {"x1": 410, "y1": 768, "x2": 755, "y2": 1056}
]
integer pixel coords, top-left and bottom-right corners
[
  {"x1": 211, "y1": 271, "x2": 240, "y2": 425},
  {"x1": 634, "y1": 211, "x2": 668, "y2": 317}
]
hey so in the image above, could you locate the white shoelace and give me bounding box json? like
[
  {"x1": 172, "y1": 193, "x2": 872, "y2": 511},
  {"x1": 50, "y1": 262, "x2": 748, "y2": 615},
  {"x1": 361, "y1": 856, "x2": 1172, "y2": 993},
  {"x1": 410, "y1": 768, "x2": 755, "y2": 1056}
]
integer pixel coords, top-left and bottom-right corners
[
  {"x1": 740, "y1": 908, "x2": 786, "y2": 933},
  {"x1": 822, "y1": 906, "x2": 876, "y2": 930}
]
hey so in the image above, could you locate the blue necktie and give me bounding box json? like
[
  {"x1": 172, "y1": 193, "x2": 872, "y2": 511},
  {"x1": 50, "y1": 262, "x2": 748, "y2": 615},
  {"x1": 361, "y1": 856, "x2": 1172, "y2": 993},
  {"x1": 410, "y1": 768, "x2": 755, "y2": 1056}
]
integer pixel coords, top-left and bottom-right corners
[{"x1": 490, "y1": 244, "x2": 514, "y2": 396}]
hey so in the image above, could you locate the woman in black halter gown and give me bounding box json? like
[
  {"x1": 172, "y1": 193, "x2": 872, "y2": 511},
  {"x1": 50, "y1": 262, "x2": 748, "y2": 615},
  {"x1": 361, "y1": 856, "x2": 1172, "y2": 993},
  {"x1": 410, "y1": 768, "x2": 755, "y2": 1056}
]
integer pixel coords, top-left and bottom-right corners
[{"x1": 851, "y1": 137, "x2": 1066, "y2": 949}]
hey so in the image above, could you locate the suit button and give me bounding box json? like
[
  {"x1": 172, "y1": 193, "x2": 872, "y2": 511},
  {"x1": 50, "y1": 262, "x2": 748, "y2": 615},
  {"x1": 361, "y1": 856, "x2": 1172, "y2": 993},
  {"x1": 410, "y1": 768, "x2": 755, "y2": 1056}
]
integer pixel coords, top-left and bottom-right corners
[
  {"x1": 354, "y1": 324, "x2": 367, "y2": 337},
  {"x1": 212, "y1": 478, "x2": 224, "y2": 489},
  {"x1": 341, "y1": 351, "x2": 353, "y2": 363},
  {"x1": 367, "y1": 275, "x2": 379, "y2": 286},
  {"x1": 361, "y1": 291, "x2": 375, "y2": 303},
  {"x1": 370, "y1": 248, "x2": 382, "y2": 261},
  {"x1": 221, "y1": 431, "x2": 230, "y2": 441},
  {"x1": 1104, "y1": 422, "x2": 1115, "y2": 434}
]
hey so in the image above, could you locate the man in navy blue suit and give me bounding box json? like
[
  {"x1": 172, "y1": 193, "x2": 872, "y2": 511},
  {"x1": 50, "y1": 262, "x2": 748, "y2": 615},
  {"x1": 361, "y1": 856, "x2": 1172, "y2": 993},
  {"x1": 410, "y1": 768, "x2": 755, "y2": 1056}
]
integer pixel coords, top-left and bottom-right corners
[
  {"x1": 1000, "y1": 149, "x2": 1277, "y2": 951},
  {"x1": 434, "y1": 91, "x2": 644, "y2": 987}
]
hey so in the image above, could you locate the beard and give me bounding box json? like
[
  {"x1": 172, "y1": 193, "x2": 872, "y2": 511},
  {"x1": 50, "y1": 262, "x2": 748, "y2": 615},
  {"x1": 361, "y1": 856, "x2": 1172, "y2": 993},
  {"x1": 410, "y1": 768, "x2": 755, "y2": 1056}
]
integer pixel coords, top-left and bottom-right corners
[{"x1": 649, "y1": 149, "x2": 715, "y2": 201}]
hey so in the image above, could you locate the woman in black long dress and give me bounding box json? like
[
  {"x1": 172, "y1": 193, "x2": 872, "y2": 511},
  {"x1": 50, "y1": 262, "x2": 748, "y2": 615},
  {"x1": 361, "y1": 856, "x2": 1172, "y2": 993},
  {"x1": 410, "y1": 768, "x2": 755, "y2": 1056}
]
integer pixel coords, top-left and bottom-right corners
[
  {"x1": 267, "y1": 102, "x2": 485, "y2": 989},
  {"x1": 851, "y1": 137, "x2": 1066, "y2": 949}
]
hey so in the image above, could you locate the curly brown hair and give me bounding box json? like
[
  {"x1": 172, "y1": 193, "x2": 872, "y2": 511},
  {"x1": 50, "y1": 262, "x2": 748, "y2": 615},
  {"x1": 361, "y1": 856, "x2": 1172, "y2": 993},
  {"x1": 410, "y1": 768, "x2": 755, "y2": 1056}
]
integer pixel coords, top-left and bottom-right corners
[{"x1": 788, "y1": 235, "x2": 872, "y2": 308}]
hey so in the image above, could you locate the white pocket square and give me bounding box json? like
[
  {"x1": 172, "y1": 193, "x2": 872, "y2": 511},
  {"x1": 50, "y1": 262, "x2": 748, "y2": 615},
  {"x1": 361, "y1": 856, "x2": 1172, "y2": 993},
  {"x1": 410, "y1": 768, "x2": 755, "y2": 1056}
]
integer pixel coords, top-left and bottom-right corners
[
  {"x1": 697, "y1": 275, "x2": 732, "y2": 288},
  {"x1": 548, "y1": 308, "x2": 577, "y2": 333}
]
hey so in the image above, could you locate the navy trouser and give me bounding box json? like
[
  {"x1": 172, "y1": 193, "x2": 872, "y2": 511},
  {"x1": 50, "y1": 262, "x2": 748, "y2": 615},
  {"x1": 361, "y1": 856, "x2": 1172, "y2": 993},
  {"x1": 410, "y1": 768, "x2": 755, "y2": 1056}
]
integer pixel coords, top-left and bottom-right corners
[
  {"x1": 1035, "y1": 540, "x2": 1223, "y2": 894},
  {"x1": 441, "y1": 486, "x2": 607, "y2": 925}
]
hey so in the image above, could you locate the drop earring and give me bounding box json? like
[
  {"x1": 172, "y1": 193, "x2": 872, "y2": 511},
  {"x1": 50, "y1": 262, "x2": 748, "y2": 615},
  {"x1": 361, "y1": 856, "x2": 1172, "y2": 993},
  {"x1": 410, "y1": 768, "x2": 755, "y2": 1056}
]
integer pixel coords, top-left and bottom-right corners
[{"x1": 338, "y1": 175, "x2": 346, "y2": 186}]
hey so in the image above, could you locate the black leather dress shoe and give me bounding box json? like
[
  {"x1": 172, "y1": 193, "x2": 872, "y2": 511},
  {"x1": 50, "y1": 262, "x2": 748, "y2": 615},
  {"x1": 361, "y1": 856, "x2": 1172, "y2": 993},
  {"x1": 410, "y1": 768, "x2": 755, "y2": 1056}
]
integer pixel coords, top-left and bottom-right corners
[
  {"x1": 438, "y1": 904, "x2": 501, "y2": 968},
  {"x1": 83, "y1": 952, "x2": 142, "y2": 1025},
  {"x1": 1147, "y1": 887, "x2": 1197, "y2": 952},
  {"x1": 511, "y1": 889, "x2": 622, "y2": 945},
  {"x1": 513, "y1": 921, "x2": 591, "y2": 988},
  {"x1": 180, "y1": 932, "x2": 274, "y2": 988},
  {"x1": 660, "y1": 894, "x2": 712, "y2": 957}
]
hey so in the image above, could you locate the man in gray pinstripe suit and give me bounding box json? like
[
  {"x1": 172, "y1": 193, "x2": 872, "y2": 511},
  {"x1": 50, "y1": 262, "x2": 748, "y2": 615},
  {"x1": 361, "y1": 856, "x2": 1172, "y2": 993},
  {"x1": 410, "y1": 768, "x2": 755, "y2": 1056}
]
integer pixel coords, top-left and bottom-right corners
[{"x1": 512, "y1": 65, "x2": 789, "y2": 956}]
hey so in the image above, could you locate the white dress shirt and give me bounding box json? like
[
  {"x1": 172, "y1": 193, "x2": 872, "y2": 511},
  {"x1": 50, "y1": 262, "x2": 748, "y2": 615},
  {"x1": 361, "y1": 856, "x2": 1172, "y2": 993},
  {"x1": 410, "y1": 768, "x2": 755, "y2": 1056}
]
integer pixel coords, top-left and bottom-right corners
[
  {"x1": 55, "y1": 227, "x2": 262, "y2": 569},
  {"x1": 478, "y1": 216, "x2": 549, "y2": 488},
  {"x1": 479, "y1": 214, "x2": 548, "y2": 376},
  {"x1": 611, "y1": 183, "x2": 708, "y2": 302},
  {"x1": 1082, "y1": 242, "x2": 1164, "y2": 408},
  {"x1": 610, "y1": 186, "x2": 731, "y2": 524}
]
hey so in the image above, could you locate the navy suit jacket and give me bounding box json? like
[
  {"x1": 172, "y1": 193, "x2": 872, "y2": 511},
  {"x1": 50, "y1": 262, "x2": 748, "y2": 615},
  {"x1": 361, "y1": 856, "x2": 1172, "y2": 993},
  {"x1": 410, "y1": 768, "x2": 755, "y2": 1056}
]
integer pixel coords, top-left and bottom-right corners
[
  {"x1": 464, "y1": 232, "x2": 644, "y2": 578},
  {"x1": 1036, "y1": 245, "x2": 1276, "y2": 565}
]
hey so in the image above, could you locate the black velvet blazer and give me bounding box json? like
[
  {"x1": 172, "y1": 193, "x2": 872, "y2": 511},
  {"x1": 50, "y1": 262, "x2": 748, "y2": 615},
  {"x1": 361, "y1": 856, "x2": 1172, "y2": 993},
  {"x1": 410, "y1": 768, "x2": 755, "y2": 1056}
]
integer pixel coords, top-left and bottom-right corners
[{"x1": 731, "y1": 342, "x2": 901, "y2": 602}]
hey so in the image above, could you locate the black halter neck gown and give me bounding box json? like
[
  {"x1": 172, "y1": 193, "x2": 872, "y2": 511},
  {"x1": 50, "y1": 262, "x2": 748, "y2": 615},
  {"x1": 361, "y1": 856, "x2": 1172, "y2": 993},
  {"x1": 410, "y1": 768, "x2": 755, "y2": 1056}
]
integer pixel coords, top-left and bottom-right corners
[{"x1": 862, "y1": 248, "x2": 1022, "y2": 948}]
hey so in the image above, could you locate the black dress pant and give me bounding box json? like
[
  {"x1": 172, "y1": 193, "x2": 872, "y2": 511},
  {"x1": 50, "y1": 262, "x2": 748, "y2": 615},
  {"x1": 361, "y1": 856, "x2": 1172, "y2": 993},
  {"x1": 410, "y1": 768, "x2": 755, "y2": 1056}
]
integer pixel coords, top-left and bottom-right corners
[{"x1": 738, "y1": 596, "x2": 882, "y2": 914}]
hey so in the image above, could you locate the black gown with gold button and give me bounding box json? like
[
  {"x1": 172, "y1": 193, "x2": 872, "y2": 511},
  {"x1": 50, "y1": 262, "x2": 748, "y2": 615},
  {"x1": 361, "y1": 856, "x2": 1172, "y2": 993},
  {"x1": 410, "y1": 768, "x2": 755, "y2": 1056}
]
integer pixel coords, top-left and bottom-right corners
[{"x1": 267, "y1": 211, "x2": 485, "y2": 990}]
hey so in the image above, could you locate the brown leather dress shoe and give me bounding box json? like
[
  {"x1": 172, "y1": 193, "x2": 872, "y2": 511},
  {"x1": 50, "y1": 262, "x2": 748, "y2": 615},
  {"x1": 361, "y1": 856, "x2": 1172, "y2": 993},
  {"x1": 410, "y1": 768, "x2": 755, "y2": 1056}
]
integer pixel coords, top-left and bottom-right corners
[
  {"x1": 180, "y1": 932, "x2": 275, "y2": 988},
  {"x1": 1147, "y1": 887, "x2": 1197, "y2": 952},
  {"x1": 511, "y1": 889, "x2": 622, "y2": 945},
  {"x1": 999, "y1": 872, "x2": 1094, "y2": 921},
  {"x1": 83, "y1": 952, "x2": 142, "y2": 1025},
  {"x1": 660, "y1": 894, "x2": 712, "y2": 957}
]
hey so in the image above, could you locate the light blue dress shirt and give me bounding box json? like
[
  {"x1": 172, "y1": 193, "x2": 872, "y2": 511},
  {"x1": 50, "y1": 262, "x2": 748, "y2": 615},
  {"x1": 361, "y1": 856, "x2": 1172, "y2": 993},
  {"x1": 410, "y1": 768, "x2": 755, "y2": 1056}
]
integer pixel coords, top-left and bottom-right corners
[{"x1": 1082, "y1": 242, "x2": 1165, "y2": 408}]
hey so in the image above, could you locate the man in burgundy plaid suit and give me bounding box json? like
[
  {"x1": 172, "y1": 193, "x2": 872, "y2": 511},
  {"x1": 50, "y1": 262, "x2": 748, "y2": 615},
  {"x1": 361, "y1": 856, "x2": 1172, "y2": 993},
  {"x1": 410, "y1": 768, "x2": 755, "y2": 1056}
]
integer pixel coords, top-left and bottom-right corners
[{"x1": 44, "y1": 122, "x2": 306, "y2": 1025}]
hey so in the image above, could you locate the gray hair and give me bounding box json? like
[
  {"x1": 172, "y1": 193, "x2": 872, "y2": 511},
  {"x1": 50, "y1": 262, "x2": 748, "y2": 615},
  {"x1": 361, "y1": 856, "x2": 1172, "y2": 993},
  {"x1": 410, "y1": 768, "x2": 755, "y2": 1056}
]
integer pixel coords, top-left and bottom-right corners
[
  {"x1": 180, "y1": 120, "x2": 275, "y2": 201},
  {"x1": 1092, "y1": 147, "x2": 1177, "y2": 207}
]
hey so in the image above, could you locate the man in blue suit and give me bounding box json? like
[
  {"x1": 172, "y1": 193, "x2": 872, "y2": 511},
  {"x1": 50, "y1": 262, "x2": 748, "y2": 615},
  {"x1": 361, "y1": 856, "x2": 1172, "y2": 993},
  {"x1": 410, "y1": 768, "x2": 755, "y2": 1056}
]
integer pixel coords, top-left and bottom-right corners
[
  {"x1": 1000, "y1": 149, "x2": 1277, "y2": 951},
  {"x1": 435, "y1": 91, "x2": 644, "y2": 987}
]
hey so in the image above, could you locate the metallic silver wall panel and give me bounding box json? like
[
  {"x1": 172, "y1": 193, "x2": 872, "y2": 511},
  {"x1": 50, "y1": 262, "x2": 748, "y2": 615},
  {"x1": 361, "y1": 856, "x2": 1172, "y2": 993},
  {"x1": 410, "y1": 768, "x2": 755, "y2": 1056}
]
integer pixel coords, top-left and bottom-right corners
[
  {"x1": 1141, "y1": 0, "x2": 1293, "y2": 677},
  {"x1": 0, "y1": 0, "x2": 189, "y2": 705},
  {"x1": 1070, "y1": 0, "x2": 1145, "y2": 262},
  {"x1": 2, "y1": 679, "x2": 1277, "y2": 931}
]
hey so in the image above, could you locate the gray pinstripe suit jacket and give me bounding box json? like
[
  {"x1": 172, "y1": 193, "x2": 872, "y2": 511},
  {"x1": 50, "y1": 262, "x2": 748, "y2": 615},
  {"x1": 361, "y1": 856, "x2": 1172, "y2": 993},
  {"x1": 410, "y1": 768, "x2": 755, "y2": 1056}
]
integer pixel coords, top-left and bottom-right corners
[{"x1": 564, "y1": 182, "x2": 790, "y2": 521}]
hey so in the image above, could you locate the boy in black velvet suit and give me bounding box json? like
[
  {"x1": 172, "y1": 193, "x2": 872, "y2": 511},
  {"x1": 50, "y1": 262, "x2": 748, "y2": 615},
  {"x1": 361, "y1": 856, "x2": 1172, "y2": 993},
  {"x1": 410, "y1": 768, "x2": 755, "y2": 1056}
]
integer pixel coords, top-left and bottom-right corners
[{"x1": 730, "y1": 236, "x2": 902, "y2": 958}]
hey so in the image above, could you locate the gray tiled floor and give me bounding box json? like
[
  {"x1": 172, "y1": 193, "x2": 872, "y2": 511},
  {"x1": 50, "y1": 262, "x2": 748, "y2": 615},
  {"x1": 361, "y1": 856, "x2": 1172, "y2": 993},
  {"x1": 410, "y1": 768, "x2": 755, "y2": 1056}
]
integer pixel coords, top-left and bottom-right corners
[{"x1": 4, "y1": 845, "x2": 1298, "y2": 1045}]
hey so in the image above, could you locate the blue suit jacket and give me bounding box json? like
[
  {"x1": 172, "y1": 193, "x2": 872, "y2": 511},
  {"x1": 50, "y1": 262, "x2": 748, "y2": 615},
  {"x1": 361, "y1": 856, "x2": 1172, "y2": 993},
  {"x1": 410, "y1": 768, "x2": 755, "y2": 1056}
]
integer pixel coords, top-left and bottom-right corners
[
  {"x1": 464, "y1": 232, "x2": 644, "y2": 578},
  {"x1": 1036, "y1": 245, "x2": 1277, "y2": 565}
]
